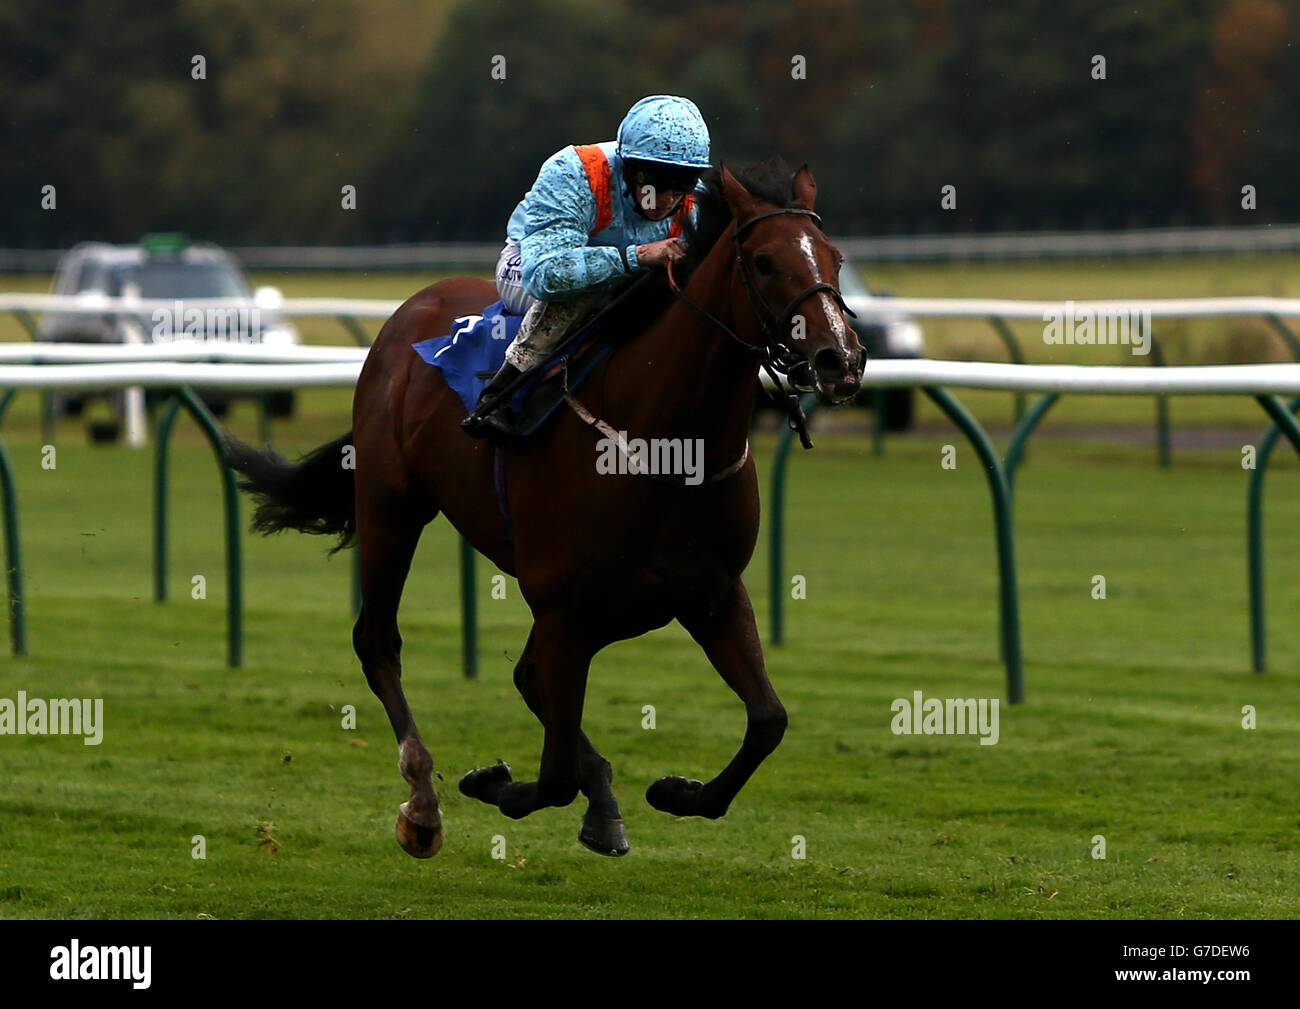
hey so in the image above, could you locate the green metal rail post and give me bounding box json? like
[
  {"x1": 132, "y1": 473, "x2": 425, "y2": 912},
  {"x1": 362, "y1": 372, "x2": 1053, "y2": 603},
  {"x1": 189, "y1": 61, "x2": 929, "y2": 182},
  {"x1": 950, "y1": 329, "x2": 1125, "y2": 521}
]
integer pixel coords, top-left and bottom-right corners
[
  {"x1": 0, "y1": 389, "x2": 26, "y2": 655},
  {"x1": 460, "y1": 536, "x2": 478, "y2": 679},
  {"x1": 769, "y1": 387, "x2": 1025, "y2": 703},
  {"x1": 154, "y1": 397, "x2": 182, "y2": 602},
  {"x1": 0, "y1": 390, "x2": 18, "y2": 429},
  {"x1": 921, "y1": 387, "x2": 1024, "y2": 703},
  {"x1": 871, "y1": 395, "x2": 886, "y2": 456},
  {"x1": 10, "y1": 309, "x2": 39, "y2": 339},
  {"x1": 988, "y1": 316, "x2": 1026, "y2": 422},
  {"x1": 336, "y1": 316, "x2": 371, "y2": 347},
  {"x1": 1005, "y1": 393, "x2": 1061, "y2": 498},
  {"x1": 1248, "y1": 395, "x2": 1300, "y2": 673},
  {"x1": 348, "y1": 526, "x2": 476, "y2": 680},
  {"x1": 4, "y1": 314, "x2": 54, "y2": 445},
  {"x1": 152, "y1": 389, "x2": 243, "y2": 667},
  {"x1": 768, "y1": 394, "x2": 820, "y2": 646},
  {"x1": 1264, "y1": 315, "x2": 1300, "y2": 361},
  {"x1": 1149, "y1": 336, "x2": 1171, "y2": 468},
  {"x1": 40, "y1": 394, "x2": 54, "y2": 447},
  {"x1": 0, "y1": 391, "x2": 17, "y2": 428}
]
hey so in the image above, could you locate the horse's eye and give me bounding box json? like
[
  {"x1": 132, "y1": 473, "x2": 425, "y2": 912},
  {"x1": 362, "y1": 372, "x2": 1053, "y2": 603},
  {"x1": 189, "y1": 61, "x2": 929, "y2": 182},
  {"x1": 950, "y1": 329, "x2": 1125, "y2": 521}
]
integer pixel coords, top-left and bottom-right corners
[{"x1": 753, "y1": 253, "x2": 775, "y2": 276}]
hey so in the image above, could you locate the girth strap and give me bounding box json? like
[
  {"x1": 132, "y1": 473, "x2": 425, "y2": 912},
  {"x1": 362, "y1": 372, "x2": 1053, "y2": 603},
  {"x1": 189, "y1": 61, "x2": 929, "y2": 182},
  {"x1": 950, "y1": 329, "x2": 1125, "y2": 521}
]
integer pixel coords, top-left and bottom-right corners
[{"x1": 561, "y1": 365, "x2": 749, "y2": 487}]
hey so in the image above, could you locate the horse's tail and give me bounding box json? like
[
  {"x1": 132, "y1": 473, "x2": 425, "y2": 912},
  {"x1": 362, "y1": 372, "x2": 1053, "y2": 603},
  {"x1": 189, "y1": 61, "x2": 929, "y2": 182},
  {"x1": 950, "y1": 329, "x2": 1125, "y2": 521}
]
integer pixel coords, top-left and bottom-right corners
[{"x1": 221, "y1": 431, "x2": 356, "y2": 554}]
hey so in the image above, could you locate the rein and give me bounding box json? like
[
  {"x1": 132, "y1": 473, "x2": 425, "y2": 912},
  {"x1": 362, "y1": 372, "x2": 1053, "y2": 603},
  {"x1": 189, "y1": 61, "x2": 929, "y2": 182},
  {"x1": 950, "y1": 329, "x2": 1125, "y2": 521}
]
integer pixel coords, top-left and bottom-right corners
[{"x1": 665, "y1": 206, "x2": 856, "y2": 450}]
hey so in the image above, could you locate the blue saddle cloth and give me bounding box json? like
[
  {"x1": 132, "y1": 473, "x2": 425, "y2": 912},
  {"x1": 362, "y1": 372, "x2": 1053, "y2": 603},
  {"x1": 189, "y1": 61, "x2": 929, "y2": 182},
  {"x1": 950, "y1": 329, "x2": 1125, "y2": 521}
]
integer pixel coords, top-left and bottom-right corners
[
  {"x1": 412, "y1": 300, "x2": 525, "y2": 413},
  {"x1": 413, "y1": 298, "x2": 623, "y2": 438}
]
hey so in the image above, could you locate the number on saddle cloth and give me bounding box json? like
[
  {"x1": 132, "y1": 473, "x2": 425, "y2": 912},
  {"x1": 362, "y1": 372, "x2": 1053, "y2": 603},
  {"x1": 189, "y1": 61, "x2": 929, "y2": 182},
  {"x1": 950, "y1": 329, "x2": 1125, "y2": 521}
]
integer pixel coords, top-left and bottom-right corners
[{"x1": 411, "y1": 300, "x2": 525, "y2": 414}]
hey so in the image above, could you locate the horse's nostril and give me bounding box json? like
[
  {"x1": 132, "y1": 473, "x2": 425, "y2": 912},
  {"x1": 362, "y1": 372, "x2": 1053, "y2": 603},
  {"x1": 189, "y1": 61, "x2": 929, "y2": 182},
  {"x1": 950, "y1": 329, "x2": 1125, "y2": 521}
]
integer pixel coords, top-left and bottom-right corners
[{"x1": 814, "y1": 347, "x2": 847, "y2": 375}]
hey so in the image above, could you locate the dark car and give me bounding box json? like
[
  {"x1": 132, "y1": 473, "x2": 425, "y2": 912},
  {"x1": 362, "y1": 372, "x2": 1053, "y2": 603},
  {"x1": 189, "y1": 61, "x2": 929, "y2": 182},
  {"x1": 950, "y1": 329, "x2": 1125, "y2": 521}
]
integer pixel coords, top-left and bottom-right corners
[{"x1": 40, "y1": 235, "x2": 299, "y2": 436}]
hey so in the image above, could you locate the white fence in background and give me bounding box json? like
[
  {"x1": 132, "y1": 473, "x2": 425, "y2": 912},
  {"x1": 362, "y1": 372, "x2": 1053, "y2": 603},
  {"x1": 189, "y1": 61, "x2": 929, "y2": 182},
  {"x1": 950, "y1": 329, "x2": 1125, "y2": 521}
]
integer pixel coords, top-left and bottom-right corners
[
  {"x1": 6, "y1": 223, "x2": 1300, "y2": 271},
  {"x1": 2, "y1": 292, "x2": 1300, "y2": 404},
  {"x1": 7, "y1": 290, "x2": 1300, "y2": 328},
  {"x1": 4, "y1": 358, "x2": 1300, "y2": 396}
]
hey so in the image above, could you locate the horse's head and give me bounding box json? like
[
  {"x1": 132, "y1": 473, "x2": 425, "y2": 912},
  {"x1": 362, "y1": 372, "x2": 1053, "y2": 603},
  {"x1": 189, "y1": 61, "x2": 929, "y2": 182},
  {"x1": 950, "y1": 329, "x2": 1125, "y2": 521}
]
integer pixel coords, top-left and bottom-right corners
[{"x1": 720, "y1": 165, "x2": 864, "y2": 403}]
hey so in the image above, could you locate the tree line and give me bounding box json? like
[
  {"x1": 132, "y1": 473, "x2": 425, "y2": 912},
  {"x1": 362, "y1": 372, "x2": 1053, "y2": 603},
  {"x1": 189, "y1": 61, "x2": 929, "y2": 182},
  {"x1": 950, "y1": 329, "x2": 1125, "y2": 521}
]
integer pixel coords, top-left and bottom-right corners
[{"x1": 2, "y1": 0, "x2": 1297, "y2": 247}]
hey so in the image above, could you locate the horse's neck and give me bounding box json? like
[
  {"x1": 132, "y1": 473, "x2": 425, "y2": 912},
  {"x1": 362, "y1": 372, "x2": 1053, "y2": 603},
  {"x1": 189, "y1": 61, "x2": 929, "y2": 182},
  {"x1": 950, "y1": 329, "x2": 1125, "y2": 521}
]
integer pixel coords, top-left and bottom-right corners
[{"x1": 602, "y1": 238, "x2": 760, "y2": 461}]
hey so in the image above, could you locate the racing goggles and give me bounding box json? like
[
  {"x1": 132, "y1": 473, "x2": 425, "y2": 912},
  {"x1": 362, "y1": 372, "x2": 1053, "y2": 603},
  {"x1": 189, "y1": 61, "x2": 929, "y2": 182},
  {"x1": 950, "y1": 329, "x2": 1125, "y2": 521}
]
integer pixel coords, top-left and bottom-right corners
[{"x1": 627, "y1": 161, "x2": 703, "y2": 196}]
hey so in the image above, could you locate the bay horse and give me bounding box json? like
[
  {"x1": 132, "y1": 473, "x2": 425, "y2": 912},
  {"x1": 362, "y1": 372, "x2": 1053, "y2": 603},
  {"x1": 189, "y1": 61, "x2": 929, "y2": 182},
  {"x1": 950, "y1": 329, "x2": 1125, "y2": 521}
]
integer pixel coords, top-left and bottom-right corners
[{"x1": 223, "y1": 164, "x2": 863, "y2": 858}]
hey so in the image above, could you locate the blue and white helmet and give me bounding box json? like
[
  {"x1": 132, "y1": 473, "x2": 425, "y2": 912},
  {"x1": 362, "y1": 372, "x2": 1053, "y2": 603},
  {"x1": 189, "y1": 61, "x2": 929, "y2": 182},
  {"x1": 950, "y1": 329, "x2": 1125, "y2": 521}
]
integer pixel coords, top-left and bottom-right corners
[{"x1": 616, "y1": 96, "x2": 712, "y2": 170}]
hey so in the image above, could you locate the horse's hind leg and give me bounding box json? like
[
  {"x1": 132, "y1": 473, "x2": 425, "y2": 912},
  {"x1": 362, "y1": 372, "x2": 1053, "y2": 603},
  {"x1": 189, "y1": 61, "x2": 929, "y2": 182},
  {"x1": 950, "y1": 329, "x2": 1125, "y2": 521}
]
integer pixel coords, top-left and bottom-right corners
[
  {"x1": 573, "y1": 729, "x2": 628, "y2": 857},
  {"x1": 353, "y1": 499, "x2": 441, "y2": 858},
  {"x1": 649, "y1": 580, "x2": 787, "y2": 819},
  {"x1": 460, "y1": 627, "x2": 628, "y2": 856}
]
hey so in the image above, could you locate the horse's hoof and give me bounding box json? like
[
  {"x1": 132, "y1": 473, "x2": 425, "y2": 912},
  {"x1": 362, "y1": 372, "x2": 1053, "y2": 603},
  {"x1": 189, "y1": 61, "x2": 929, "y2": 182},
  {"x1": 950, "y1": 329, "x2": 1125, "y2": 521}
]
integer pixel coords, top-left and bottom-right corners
[
  {"x1": 579, "y1": 816, "x2": 630, "y2": 857},
  {"x1": 395, "y1": 804, "x2": 443, "y2": 859},
  {"x1": 459, "y1": 761, "x2": 513, "y2": 804},
  {"x1": 646, "y1": 776, "x2": 706, "y2": 817}
]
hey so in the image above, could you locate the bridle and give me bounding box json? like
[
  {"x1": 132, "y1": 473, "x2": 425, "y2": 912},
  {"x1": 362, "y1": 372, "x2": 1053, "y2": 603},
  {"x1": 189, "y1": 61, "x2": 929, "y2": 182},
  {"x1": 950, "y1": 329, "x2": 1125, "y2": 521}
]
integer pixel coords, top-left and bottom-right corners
[
  {"x1": 556, "y1": 204, "x2": 846, "y2": 481},
  {"x1": 666, "y1": 206, "x2": 857, "y2": 449}
]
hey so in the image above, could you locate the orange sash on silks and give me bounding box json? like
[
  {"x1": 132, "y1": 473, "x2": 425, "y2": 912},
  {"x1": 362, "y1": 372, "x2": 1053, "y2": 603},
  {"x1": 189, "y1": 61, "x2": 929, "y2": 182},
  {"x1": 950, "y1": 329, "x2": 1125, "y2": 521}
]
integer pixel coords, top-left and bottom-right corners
[
  {"x1": 667, "y1": 195, "x2": 694, "y2": 239},
  {"x1": 572, "y1": 144, "x2": 694, "y2": 239}
]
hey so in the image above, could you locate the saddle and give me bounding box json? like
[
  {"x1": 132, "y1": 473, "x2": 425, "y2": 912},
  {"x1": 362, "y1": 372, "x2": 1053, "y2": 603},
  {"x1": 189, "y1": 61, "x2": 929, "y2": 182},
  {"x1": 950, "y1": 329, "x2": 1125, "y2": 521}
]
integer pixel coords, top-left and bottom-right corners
[{"x1": 413, "y1": 273, "x2": 661, "y2": 439}]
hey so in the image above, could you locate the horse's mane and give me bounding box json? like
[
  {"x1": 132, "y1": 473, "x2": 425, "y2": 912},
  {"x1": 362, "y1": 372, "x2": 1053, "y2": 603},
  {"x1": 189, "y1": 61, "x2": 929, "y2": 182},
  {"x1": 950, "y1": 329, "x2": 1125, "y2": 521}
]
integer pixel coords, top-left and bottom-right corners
[
  {"x1": 589, "y1": 160, "x2": 799, "y2": 338},
  {"x1": 678, "y1": 160, "x2": 798, "y2": 280}
]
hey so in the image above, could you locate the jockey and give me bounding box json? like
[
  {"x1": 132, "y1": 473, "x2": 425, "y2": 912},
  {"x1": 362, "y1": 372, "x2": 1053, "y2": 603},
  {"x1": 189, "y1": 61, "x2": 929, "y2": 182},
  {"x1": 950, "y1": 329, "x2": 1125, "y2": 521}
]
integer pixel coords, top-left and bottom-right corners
[{"x1": 461, "y1": 94, "x2": 712, "y2": 438}]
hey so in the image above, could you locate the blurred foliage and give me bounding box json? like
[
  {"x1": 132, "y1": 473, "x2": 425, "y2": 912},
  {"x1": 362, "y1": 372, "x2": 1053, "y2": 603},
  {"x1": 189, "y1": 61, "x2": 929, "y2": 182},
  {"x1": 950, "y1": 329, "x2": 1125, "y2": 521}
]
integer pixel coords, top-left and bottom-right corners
[{"x1": 2, "y1": 0, "x2": 1299, "y2": 244}]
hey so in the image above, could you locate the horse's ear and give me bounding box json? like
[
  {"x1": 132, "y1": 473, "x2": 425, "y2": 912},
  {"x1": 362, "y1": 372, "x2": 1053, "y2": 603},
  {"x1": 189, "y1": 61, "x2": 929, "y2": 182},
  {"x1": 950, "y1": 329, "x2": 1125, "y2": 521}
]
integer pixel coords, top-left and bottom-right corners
[
  {"x1": 791, "y1": 164, "x2": 817, "y2": 211},
  {"x1": 720, "y1": 165, "x2": 759, "y2": 221}
]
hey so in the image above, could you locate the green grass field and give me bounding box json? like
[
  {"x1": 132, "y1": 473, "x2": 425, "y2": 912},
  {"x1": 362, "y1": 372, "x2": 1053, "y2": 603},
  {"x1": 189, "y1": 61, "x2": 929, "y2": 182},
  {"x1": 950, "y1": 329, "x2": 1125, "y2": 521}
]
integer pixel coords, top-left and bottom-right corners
[{"x1": 1, "y1": 390, "x2": 1298, "y2": 919}]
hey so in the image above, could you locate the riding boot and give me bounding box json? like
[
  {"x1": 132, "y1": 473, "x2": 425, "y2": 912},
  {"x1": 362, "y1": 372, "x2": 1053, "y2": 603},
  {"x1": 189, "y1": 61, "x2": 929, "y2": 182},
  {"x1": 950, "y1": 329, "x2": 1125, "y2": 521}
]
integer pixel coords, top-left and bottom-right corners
[
  {"x1": 460, "y1": 361, "x2": 523, "y2": 438},
  {"x1": 460, "y1": 292, "x2": 605, "y2": 440}
]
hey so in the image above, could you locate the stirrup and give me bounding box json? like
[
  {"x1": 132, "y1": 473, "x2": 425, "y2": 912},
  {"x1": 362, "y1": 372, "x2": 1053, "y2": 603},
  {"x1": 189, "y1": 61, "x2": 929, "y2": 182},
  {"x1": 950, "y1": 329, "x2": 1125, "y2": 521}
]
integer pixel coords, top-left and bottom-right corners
[
  {"x1": 461, "y1": 406, "x2": 520, "y2": 443},
  {"x1": 473, "y1": 362, "x2": 525, "y2": 409},
  {"x1": 461, "y1": 368, "x2": 521, "y2": 437}
]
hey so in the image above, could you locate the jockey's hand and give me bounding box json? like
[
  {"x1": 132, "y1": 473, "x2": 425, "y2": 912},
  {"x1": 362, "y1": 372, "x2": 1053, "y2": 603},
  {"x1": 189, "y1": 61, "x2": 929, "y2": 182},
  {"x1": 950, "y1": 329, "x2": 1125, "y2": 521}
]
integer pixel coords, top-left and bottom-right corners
[{"x1": 636, "y1": 238, "x2": 689, "y2": 269}]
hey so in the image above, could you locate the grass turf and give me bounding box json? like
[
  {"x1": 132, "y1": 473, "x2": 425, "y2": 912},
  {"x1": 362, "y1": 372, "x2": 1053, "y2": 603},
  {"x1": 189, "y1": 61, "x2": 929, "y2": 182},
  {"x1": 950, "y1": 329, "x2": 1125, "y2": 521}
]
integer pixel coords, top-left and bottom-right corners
[{"x1": 1, "y1": 395, "x2": 1298, "y2": 919}]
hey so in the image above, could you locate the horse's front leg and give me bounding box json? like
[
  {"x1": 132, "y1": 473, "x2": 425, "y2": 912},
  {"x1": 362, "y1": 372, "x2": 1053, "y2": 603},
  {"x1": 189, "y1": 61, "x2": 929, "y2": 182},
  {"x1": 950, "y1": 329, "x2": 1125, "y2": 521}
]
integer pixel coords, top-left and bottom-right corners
[
  {"x1": 516, "y1": 629, "x2": 629, "y2": 856},
  {"x1": 649, "y1": 580, "x2": 787, "y2": 819},
  {"x1": 460, "y1": 627, "x2": 628, "y2": 855},
  {"x1": 459, "y1": 615, "x2": 594, "y2": 821}
]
